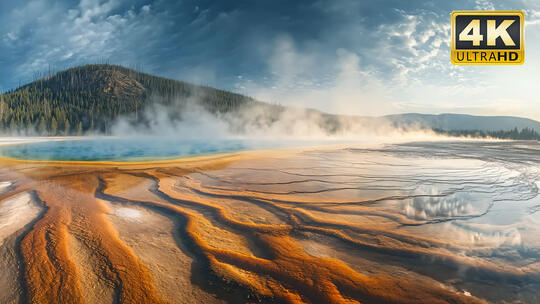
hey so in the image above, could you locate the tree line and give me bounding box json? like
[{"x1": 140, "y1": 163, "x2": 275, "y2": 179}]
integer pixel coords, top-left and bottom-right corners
[{"x1": 432, "y1": 127, "x2": 540, "y2": 140}]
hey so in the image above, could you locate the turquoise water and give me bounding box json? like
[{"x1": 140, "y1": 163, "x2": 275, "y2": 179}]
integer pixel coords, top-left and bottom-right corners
[{"x1": 0, "y1": 138, "x2": 325, "y2": 162}]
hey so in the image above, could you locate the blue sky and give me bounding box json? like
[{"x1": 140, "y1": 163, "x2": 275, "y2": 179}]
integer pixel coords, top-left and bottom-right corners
[{"x1": 1, "y1": 0, "x2": 540, "y2": 118}]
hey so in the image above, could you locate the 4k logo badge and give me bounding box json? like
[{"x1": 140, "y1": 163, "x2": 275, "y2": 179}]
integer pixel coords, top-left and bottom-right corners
[{"x1": 451, "y1": 11, "x2": 524, "y2": 65}]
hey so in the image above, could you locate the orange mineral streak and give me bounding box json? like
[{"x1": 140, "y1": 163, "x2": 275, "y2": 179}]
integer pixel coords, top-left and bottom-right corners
[
  {"x1": 0, "y1": 153, "x2": 497, "y2": 303},
  {"x1": 13, "y1": 165, "x2": 167, "y2": 304},
  {"x1": 20, "y1": 199, "x2": 83, "y2": 303}
]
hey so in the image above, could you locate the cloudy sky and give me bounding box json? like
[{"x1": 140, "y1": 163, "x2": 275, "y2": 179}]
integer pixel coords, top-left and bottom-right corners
[{"x1": 1, "y1": 0, "x2": 540, "y2": 119}]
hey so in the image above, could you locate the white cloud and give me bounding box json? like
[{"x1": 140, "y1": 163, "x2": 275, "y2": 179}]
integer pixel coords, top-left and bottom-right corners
[
  {"x1": 2, "y1": 0, "x2": 166, "y2": 83},
  {"x1": 238, "y1": 36, "x2": 396, "y2": 116},
  {"x1": 474, "y1": 0, "x2": 496, "y2": 10},
  {"x1": 141, "y1": 4, "x2": 151, "y2": 14},
  {"x1": 525, "y1": 9, "x2": 540, "y2": 25},
  {"x1": 4, "y1": 32, "x2": 17, "y2": 41}
]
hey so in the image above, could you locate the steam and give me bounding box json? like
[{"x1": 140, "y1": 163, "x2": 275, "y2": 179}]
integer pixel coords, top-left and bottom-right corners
[
  {"x1": 109, "y1": 93, "x2": 439, "y2": 142},
  {"x1": 112, "y1": 101, "x2": 230, "y2": 139}
]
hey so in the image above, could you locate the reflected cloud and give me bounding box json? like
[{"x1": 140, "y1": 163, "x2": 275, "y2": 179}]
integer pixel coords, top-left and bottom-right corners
[
  {"x1": 452, "y1": 222, "x2": 523, "y2": 248},
  {"x1": 404, "y1": 186, "x2": 478, "y2": 220}
]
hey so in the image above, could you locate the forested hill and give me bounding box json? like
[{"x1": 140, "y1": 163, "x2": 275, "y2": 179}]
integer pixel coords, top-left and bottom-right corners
[
  {"x1": 1, "y1": 64, "x2": 539, "y2": 139},
  {"x1": 0, "y1": 64, "x2": 268, "y2": 135}
]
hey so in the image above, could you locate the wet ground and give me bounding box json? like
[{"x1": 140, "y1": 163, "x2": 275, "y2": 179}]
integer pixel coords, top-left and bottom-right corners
[{"x1": 0, "y1": 140, "x2": 539, "y2": 303}]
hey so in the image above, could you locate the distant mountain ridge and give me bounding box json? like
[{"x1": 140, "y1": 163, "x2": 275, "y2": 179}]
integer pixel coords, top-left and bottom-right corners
[
  {"x1": 384, "y1": 113, "x2": 540, "y2": 133},
  {"x1": 0, "y1": 64, "x2": 538, "y2": 136}
]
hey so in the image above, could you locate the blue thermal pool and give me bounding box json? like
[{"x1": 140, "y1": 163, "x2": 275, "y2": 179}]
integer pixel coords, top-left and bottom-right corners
[{"x1": 0, "y1": 138, "x2": 328, "y2": 162}]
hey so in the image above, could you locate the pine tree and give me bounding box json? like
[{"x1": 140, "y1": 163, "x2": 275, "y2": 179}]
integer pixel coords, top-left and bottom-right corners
[
  {"x1": 77, "y1": 121, "x2": 83, "y2": 136},
  {"x1": 0, "y1": 94, "x2": 4, "y2": 122},
  {"x1": 38, "y1": 116, "x2": 47, "y2": 135},
  {"x1": 50, "y1": 117, "x2": 57, "y2": 136},
  {"x1": 64, "y1": 118, "x2": 70, "y2": 135}
]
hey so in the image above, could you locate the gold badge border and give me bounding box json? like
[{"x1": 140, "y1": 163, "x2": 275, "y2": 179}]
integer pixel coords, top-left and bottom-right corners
[{"x1": 450, "y1": 10, "x2": 525, "y2": 65}]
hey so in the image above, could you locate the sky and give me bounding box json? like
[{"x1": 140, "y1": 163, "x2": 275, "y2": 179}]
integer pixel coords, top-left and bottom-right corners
[{"x1": 1, "y1": 0, "x2": 540, "y2": 119}]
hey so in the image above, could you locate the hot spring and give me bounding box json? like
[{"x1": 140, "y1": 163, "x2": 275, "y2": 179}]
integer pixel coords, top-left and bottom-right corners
[{"x1": 0, "y1": 137, "x2": 337, "y2": 162}]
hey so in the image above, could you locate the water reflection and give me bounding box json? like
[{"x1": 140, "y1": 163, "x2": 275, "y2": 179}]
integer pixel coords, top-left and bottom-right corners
[{"x1": 404, "y1": 187, "x2": 479, "y2": 220}]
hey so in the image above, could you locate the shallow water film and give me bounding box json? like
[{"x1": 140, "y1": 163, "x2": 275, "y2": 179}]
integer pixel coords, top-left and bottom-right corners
[{"x1": 0, "y1": 140, "x2": 539, "y2": 303}]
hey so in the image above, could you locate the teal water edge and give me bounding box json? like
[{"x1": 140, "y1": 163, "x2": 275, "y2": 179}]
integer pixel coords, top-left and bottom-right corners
[{"x1": 0, "y1": 138, "x2": 339, "y2": 162}]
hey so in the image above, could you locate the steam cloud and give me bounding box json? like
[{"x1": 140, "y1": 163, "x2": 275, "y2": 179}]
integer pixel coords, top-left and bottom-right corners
[{"x1": 109, "y1": 94, "x2": 438, "y2": 141}]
